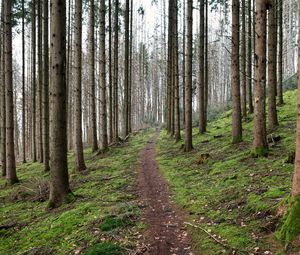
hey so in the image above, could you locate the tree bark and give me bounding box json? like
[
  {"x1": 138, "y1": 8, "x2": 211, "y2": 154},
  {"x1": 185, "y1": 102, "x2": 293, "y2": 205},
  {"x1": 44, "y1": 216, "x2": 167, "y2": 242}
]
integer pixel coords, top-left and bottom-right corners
[
  {"x1": 182, "y1": 0, "x2": 186, "y2": 126},
  {"x1": 108, "y1": 0, "x2": 113, "y2": 143},
  {"x1": 253, "y1": 0, "x2": 268, "y2": 155},
  {"x1": 43, "y1": 0, "x2": 50, "y2": 171},
  {"x1": 124, "y1": 0, "x2": 130, "y2": 136},
  {"x1": 241, "y1": 0, "x2": 247, "y2": 118},
  {"x1": 291, "y1": 0, "x2": 300, "y2": 195},
  {"x1": 184, "y1": 0, "x2": 193, "y2": 152},
  {"x1": 113, "y1": 0, "x2": 119, "y2": 142},
  {"x1": 22, "y1": 0, "x2": 26, "y2": 164},
  {"x1": 174, "y1": 0, "x2": 180, "y2": 141},
  {"x1": 268, "y1": 0, "x2": 278, "y2": 131},
  {"x1": 49, "y1": 0, "x2": 70, "y2": 208},
  {"x1": 128, "y1": 0, "x2": 133, "y2": 133},
  {"x1": 99, "y1": 0, "x2": 108, "y2": 151},
  {"x1": 4, "y1": 0, "x2": 18, "y2": 184},
  {"x1": 74, "y1": 0, "x2": 86, "y2": 171},
  {"x1": 204, "y1": 0, "x2": 208, "y2": 128},
  {"x1": 38, "y1": 0, "x2": 43, "y2": 163},
  {"x1": 1, "y1": 0, "x2": 6, "y2": 177},
  {"x1": 199, "y1": 0, "x2": 205, "y2": 134},
  {"x1": 32, "y1": 0, "x2": 37, "y2": 162},
  {"x1": 231, "y1": 0, "x2": 242, "y2": 143},
  {"x1": 247, "y1": 0, "x2": 254, "y2": 114},
  {"x1": 88, "y1": 0, "x2": 98, "y2": 152},
  {"x1": 277, "y1": 0, "x2": 284, "y2": 105}
]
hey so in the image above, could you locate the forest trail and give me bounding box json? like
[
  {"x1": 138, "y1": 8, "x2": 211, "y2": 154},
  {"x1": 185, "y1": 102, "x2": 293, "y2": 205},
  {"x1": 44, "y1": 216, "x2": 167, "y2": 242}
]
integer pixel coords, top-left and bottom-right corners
[{"x1": 138, "y1": 133, "x2": 194, "y2": 255}]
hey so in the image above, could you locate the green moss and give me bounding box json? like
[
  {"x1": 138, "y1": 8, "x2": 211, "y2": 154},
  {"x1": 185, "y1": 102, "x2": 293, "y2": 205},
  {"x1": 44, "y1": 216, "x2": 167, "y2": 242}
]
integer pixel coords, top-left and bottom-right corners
[
  {"x1": 64, "y1": 192, "x2": 76, "y2": 204},
  {"x1": 100, "y1": 216, "x2": 131, "y2": 231},
  {"x1": 264, "y1": 187, "x2": 286, "y2": 199},
  {"x1": 251, "y1": 147, "x2": 269, "y2": 157},
  {"x1": 232, "y1": 135, "x2": 243, "y2": 144},
  {"x1": 278, "y1": 195, "x2": 300, "y2": 245},
  {"x1": 83, "y1": 242, "x2": 124, "y2": 255}
]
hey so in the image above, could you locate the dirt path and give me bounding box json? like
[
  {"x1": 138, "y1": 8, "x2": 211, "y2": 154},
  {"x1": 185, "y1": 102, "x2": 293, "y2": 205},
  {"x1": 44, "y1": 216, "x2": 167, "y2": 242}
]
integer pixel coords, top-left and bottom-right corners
[{"x1": 138, "y1": 134, "x2": 194, "y2": 255}]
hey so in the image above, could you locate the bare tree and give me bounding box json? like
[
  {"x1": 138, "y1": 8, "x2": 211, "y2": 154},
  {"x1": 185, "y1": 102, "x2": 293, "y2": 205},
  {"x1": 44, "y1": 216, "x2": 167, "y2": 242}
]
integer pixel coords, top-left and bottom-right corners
[{"x1": 49, "y1": 0, "x2": 70, "y2": 208}]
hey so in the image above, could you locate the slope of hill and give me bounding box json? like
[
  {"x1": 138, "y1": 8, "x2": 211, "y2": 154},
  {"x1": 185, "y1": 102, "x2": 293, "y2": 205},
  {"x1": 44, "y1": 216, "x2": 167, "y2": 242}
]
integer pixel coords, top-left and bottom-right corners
[{"x1": 157, "y1": 90, "x2": 299, "y2": 254}]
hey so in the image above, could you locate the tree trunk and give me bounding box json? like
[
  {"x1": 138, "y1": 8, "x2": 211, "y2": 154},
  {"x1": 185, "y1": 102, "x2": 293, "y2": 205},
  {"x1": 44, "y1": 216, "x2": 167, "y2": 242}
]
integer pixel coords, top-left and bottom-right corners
[
  {"x1": 74, "y1": 0, "x2": 86, "y2": 171},
  {"x1": 113, "y1": 0, "x2": 119, "y2": 142},
  {"x1": 22, "y1": 0, "x2": 26, "y2": 164},
  {"x1": 99, "y1": 0, "x2": 108, "y2": 151},
  {"x1": 124, "y1": 0, "x2": 130, "y2": 136},
  {"x1": 1, "y1": 0, "x2": 6, "y2": 177},
  {"x1": 128, "y1": 0, "x2": 133, "y2": 133},
  {"x1": 247, "y1": 0, "x2": 254, "y2": 114},
  {"x1": 231, "y1": 0, "x2": 242, "y2": 143},
  {"x1": 174, "y1": 0, "x2": 180, "y2": 141},
  {"x1": 182, "y1": 0, "x2": 186, "y2": 126},
  {"x1": 204, "y1": 0, "x2": 208, "y2": 128},
  {"x1": 184, "y1": 0, "x2": 193, "y2": 152},
  {"x1": 32, "y1": 0, "x2": 37, "y2": 162},
  {"x1": 253, "y1": 0, "x2": 268, "y2": 156},
  {"x1": 268, "y1": 0, "x2": 278, "y2": 131},
  {"x1": 38, "y1": 0, "x2": 43, "y2": 163},
  {"x1": 167, "y1": 0, "x2": 173, "y2": 133},
  {"x1": 199, "y1": 0, "x2": 205, "y2": 134},
  {"x1": 49, "y1": 0, "x2": 70, "y2": 208},
  {"x1": 67, "y1": 0, "x2": 74, "y2": 151},
  {"x1": 88, "y1": 0, "x2": 98, "y2": 152},
  {"x1": 277, "y1": 0, "x2": 284, "y2": 105},
  {"x1": 4, "y1": 0, "x2": 18, "y2": 184},
  {"x1": 292, "y1": 0, "x2": 300, "y2": 196},
  {"x1": 43, "y1": 0, "x2": 50, "y2": 171},
  {"x1": 108, "y1": 0, "x2": 113, "y2": 143},
  {"x1": 241, "y1": 0, "x2": 247, "y2": 118}
]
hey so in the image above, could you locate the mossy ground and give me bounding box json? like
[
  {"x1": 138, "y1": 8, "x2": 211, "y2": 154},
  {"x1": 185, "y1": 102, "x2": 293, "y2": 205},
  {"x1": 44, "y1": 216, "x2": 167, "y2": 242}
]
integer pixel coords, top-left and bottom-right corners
[
  {"x1": 157, "y1": 90, "x2": 300, "y2": 254},
  {"x1": 0, "y1": 130, "x2": 152, "y2": 255}
]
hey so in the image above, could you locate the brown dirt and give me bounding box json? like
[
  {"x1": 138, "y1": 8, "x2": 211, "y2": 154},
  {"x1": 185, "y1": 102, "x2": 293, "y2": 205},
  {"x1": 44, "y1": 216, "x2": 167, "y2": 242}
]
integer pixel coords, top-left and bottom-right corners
[{"x1": 138, "y1": 134, "x2": 194, "y2": 255}]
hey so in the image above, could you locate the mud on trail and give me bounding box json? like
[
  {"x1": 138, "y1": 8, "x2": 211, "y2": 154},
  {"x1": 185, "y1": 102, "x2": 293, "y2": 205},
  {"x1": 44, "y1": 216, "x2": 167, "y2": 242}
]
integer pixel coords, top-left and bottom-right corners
[{"x1": 138, "y1": 134, "x2": 194, "y2": 255}]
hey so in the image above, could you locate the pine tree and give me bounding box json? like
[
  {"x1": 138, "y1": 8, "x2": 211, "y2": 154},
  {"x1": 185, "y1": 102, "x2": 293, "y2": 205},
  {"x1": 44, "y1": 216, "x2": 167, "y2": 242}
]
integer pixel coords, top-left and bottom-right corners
[
  {"x1": 74, "y1": 0, "x2": 86, "y2": 171},
  {"x1": 49, "y1": 0, "x2": 70, "y2": 208},
  {"x1": 231, "y1": 0, "x2": 242, "y2": 143},
  {"x1": 4, "y1": 0, "x2": 18, "y2": 184},
  {"x1": 184, "y1": 0, "x2": 193, "y2": 152}
]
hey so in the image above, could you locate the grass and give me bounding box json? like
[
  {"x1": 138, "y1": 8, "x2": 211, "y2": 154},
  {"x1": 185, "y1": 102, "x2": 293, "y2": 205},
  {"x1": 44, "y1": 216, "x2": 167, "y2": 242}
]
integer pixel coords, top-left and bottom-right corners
[
  {"x1": 156, "y1": 90, "x2": 299, "y2": 254},
  {"x1": 0, "y1": 129, "x2": 152, "y2": 255}
]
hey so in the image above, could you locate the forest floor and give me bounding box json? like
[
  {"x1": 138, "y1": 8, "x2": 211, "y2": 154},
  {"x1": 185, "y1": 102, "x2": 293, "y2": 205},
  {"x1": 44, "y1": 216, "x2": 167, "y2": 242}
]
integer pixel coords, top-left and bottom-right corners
[
  {"x1": 156, "y1": 90, "x2": 300, "y2": 255},
  {"x1": 0, "y1": 130, "x2": 154, "y2": 255},
  {"x1": 1, "y1": 90, "x2": 300, "y2": 255}
]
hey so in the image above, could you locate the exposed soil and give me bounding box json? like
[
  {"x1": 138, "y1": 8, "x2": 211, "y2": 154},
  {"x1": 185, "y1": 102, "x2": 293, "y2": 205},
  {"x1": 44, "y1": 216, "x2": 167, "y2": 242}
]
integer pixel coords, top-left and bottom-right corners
[{"x1": 138, "y1": 134, "x2": 194, "y2": 255}]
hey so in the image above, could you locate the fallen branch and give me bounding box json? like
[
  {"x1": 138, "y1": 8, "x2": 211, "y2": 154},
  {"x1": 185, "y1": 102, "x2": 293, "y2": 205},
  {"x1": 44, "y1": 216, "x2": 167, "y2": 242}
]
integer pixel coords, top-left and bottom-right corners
[
  {"x1": 184, "y1": 222, "x2": 228, "y2": 248},
  {"x1": 184, "y1": 222, "x2": 249, "y2": 254}
]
